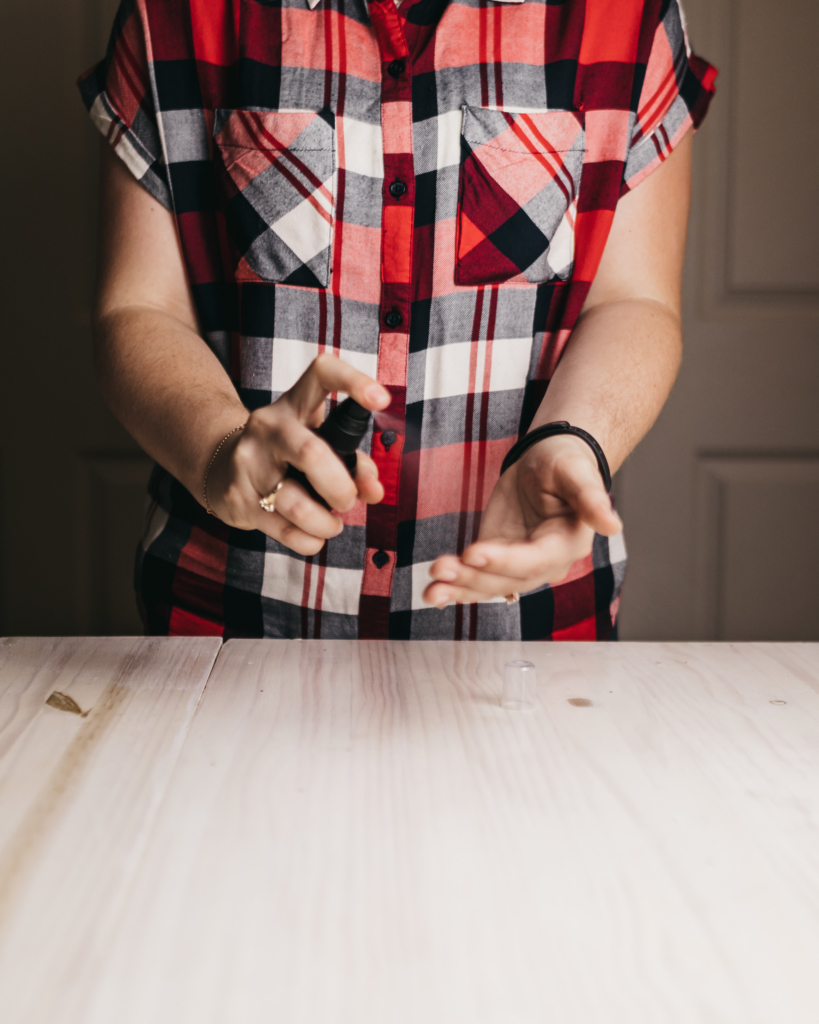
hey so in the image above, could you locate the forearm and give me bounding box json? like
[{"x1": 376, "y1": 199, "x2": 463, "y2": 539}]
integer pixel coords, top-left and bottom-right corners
[
  {"x1": 93, "y1": 146, "x2": 390, "y2": 546},
  {"x1": 532, "y1": 296, "x2": 682, "y2": 473},
  {"x1": 94, "y1": 305, "x2": 247, "y2": 499}
]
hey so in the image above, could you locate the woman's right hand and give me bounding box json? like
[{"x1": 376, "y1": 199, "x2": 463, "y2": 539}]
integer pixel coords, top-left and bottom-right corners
[{"x1": 205, "y1": 354, "x2": 391, "y2": 556}]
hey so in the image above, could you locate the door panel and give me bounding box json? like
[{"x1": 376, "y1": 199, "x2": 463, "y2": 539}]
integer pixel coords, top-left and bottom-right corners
[
  {"x1": 695, "y1": 457, "x2": 819, "y2": 641},
  {"x1": 729, "y1": 0, "x2": 819, "y2": 291}
]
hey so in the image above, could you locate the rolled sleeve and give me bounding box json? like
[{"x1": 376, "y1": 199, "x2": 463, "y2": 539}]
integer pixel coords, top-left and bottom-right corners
[
  {"x1": 622, "y1": 0, "x2": 717, "y2": 194},
  {"x1": 77, "y1": 1, "x2": 172, "y2": 210}
]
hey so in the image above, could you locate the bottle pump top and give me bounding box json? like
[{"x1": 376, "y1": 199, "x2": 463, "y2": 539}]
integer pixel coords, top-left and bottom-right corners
[{"x1": 317, "y1": 397, "x2": 371, "y2": 454}]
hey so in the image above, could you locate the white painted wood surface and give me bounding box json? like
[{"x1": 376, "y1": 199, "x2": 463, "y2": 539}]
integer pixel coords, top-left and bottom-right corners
[
  {"x1": 0, "y1": 636, "x2": 221, "y2": 1019},
  {"x1": 11, "y1": 639, "x2": 813, "y2": 1024}
]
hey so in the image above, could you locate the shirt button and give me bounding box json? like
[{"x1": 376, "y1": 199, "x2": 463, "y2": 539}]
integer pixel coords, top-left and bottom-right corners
[
  {"x1": 387, "y1": 60, "x2": 405, "y2": 78},
  {"x1": 381, "y1": 430, "x2": 397, "y2": 451},
  {"x1": 372, "y1": 550, "x2": 390, "y2": 569},
  {"x1": 389, "y1": 179, "x2": 407, "y2": 199},
  {"x1": 384, "y1": 308, "x2": 403, "y2": 329}
]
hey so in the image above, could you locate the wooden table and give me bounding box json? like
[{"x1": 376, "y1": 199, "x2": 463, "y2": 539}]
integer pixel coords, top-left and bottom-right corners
[{"x1": 2, "y1": 638, "x2": 819, "y2": 1022}]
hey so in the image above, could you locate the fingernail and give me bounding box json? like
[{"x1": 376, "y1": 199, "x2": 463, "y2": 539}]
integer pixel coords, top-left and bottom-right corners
[
  {"x1": 434, "y1": 569, "x2": 457, "y2": 582},
  {"x1": 463, "y1": 553, "x2": 487, "y2": 568},
  {"x1": 365, "y1": 384, "x2": 389, "y2": 407},
  {"x1": 435, "y1": 590, "x2": 451, "y2": 608}
]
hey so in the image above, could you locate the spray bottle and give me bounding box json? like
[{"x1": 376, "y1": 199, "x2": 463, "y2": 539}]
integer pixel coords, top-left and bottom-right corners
[{"x1": 285, "y1": 397, "x2": 372, "y2": 510}]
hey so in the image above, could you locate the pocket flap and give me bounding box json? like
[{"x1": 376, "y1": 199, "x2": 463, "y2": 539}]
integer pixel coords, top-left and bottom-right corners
[
  {"x1": 461, "y1": 107, "x2": 585, "y2": 156},
  {"x1": 215, "y1": 109, "x2": 334, "y2": 153},
  {"x1": 457, "y1": 107, "x2": 585, "y2": 287},
  {"x1": 214, "y1": 109, "x2": 335, "y2": 288}
]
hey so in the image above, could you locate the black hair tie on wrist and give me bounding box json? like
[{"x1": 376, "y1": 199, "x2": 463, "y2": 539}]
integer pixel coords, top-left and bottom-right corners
[{"x1": 500, "y1": 421, "x2": 612, "y2": 493}]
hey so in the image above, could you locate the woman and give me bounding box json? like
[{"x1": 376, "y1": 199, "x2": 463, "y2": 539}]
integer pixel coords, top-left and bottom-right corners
[{"x1": 80, "y1": 0, "x2": 715, "y2": 640}]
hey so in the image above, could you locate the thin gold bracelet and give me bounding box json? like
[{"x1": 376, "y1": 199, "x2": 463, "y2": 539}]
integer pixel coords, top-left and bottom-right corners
[{"x1": 203, "y1": 423, "x2": 247, "y2": 517}]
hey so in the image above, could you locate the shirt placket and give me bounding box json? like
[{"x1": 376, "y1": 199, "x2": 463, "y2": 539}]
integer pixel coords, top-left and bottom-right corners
[{"x1": 358, "y1": 0, "x2": 415, "y2": 639}]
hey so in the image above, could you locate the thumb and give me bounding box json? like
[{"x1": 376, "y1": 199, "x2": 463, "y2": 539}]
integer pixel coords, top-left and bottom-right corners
[{"x1": 556, "y1": 459, "x2": 622, "y2": 536}]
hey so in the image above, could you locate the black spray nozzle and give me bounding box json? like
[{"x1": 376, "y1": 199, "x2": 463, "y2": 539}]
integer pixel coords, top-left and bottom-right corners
[
  {"x1": 284, "y1": 397, "x2": 373, "y2": 509},
  {"x1": 316, "y1": 397, "x2": 372, "y2": 455}
]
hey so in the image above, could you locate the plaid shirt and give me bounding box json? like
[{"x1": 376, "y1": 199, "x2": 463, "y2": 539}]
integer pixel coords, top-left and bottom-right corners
[{"x1": 80, "y1": 0, "x2": 715, "y2": 641}]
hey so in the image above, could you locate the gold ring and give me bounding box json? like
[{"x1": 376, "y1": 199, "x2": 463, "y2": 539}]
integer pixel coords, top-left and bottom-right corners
[
  {"x1": 259, "y1": 480, "x2": 284, "y2": 513},
  {"x1": 505, "y1": 592, "x2": 520, "y2": 606}
]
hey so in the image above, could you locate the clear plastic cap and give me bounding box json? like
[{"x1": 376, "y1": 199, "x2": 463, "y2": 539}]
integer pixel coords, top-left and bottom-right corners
[{"x1": 502, "y1": 660, "x2": 536, "y2": 712}]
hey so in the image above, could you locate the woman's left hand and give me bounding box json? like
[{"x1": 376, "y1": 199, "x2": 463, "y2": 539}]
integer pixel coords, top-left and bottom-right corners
[{"x1": 422, "y1": 434, "x2": 623, "y2": 608}]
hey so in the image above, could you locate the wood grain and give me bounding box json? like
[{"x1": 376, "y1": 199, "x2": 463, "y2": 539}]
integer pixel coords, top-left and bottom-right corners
[
  {"x1": 0, "y1": 636, "x2": 221, "y2": 1018},
  {"x1": 54, "y1": 639, "x2": 819, "y2": 1024}
]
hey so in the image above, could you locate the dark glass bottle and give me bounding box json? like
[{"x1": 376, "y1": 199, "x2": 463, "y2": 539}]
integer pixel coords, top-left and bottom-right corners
[{"x1": 285, "y1": 398, "x2": 371, "y2": 510}]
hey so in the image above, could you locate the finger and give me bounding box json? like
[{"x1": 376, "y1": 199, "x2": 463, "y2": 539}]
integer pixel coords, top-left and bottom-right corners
[
  {"x1": 429, "y1": 555, "x2": 522, "y2": 598},
  {"x1": 553, "y1": 459, "x2": 622, "y2": 536},
  {"x1": 462, "y1": 523, "x2": 591, "y2": 581},
  {"x1": 565, "y1": 482, "x2": 621, "y2": 535},
  {"x1": 285, "y1": 353, "x2": 391, "y2": 421},
  {"x1": 209, "y1": 460, "x2": 330, "y2": 557},
  {"x1": 244, "y1": 493, "x2": 328, "y2": 557},
  {"x1": 423, "y1": 581, "x2": 511, "y2": 609},
  {"x1": 354, "y1": 450, "x2": 384, "y2": 505},
  {"x1": 460, "y1": 541, "x2": 581, "y2": 584},
  {"x1": 261, "y1": 512, "x2": 327, "y2": 557},
  {"x1": 270, "y1": 479, "x2": 345, "y2": 540},
  {"x1": 250, "y1": 418, "x2": 359, "y2": 513}
]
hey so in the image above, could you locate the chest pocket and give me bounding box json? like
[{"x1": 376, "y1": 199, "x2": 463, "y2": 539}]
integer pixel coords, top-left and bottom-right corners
[
  {"x1": 213, "y1": 109, "x2": 336, "y2": 288},
  {"x1": 456, "y1": 107, "x2": 585, "y2": 287}
]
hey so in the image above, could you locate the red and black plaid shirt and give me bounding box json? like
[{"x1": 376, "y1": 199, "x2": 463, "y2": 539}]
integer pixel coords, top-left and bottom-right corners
[{"x1": 80, "y1": 0, "x2": 715, "y2": 641}]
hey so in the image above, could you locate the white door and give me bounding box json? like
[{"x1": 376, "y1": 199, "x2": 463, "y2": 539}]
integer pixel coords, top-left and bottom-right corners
[{"x1": 618, "y1": 0, "x2": 819, "y2": 641}]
